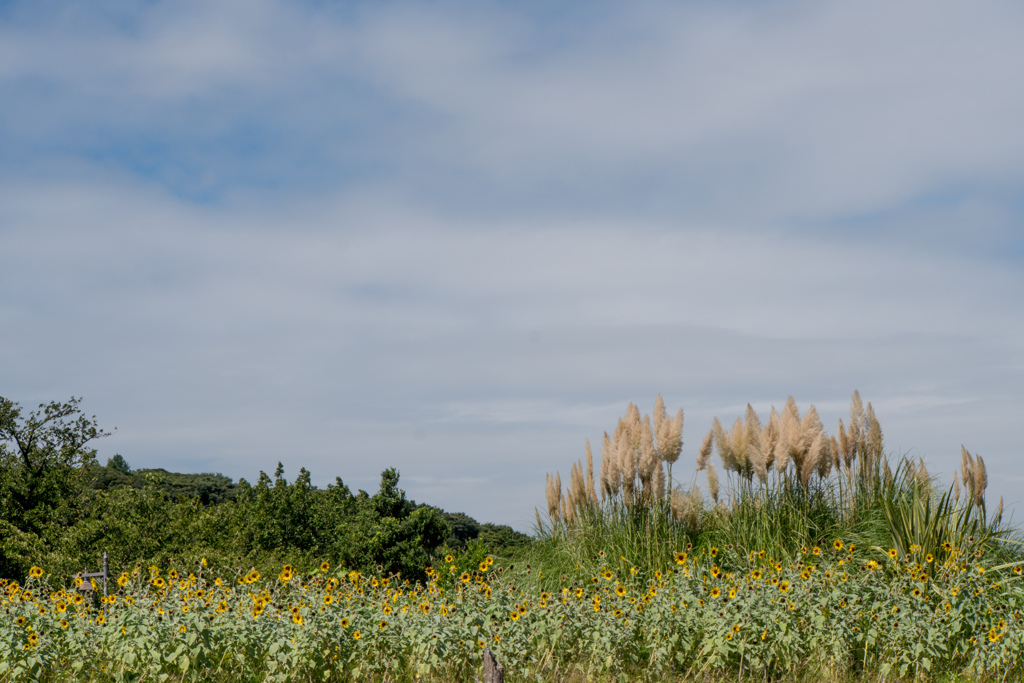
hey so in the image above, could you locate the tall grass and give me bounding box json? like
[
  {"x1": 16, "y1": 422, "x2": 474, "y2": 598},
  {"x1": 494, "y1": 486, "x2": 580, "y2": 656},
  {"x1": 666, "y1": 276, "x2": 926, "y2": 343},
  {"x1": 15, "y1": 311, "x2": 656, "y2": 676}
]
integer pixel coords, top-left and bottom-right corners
[{"x1": 525, "y1": 393, "x2": 1021, "y2": 586}]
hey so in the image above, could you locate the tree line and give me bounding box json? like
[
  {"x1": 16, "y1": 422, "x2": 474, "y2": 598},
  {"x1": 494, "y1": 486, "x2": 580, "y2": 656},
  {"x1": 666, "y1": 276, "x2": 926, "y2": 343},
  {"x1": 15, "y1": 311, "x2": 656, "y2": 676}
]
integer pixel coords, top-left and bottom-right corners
[{"x1": 0, "y1": 396, "x2": 529, "y2": 581}]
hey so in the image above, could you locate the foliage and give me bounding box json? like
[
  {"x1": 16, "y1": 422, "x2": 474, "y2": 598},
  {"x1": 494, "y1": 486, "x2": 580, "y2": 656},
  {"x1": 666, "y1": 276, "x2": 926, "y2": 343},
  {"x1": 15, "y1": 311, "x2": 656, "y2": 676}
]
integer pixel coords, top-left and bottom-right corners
[
  {"x1": 88, "y1": 465, "x2": 239, "y2": 505},
  {"x1": 441, "y1": 510, "x2": 531, "y2": 554},
  {"x1": 0, "y1": 396, "x2": 472, "y2": 585}
]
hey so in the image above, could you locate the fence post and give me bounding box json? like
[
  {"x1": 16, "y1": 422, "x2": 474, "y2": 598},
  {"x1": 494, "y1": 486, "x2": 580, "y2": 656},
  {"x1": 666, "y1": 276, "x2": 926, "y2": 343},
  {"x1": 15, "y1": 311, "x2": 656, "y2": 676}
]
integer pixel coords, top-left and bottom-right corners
[{"x1": 483, "y1": 648, "x2": 504, "y2": 683}]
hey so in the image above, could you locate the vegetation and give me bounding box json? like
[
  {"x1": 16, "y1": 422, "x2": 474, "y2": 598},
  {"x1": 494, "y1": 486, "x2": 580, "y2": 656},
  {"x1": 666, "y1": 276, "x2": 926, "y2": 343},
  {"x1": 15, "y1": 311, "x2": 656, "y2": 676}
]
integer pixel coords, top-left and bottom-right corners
[
  {"x1": 532, "y1": 392, "x2": 1016, "y2": 583},
  {"x1": 4, "y1": 534, "x2": 1024, "y2": 681},
  {"x1": 0, "y1": 396, "x2": 527, "y2": 585},
  {"x1": 3, "y1": 391, "x2": 1024, "y2": 681}
]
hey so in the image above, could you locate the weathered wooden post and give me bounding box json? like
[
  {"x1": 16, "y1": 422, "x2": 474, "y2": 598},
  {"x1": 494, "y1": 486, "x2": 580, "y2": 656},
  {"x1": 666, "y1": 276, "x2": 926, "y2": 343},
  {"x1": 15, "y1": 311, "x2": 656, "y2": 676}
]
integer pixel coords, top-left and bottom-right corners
[{"x1": 483, "y1": 648, "x2": 504, "y2": 683}]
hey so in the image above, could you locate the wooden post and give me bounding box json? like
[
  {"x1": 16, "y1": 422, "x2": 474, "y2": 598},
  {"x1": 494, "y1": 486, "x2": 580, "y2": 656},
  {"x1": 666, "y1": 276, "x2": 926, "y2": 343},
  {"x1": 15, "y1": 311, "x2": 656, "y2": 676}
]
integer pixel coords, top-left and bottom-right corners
[{"x1": 483, "y1": 649, "x2": 504, "y2": 683}]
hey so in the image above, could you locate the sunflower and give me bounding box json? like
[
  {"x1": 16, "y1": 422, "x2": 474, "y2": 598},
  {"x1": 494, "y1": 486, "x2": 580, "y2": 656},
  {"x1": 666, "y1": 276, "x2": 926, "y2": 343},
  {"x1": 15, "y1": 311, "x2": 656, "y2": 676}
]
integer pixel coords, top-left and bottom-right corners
[
  {"x1": 324, "y1": 594, "x2": 334, "y2": 606},
  {"x1": 866, "y1": 560, "x2": 880, "y2": 571},
  {"x1": 15, "y1": 616, "x2": 26, "y2": 627},
  {"x1": 728, "y1": 589, "x2": 737, "y2": 600},
  {"x1": 479, "y1": 561, "x2": 489, "y2": 572},
  {"x1": 602, "y1": 570, "x2": 614, "y2": 581},
  {"x1": 925, "y1": 554, "x2": 934, "y2": 563},
  {"x1": 779, "y1": 581, "x2": 791, "y2": 594},
  {"x1": 29, "y1": 566, "x2": 43, "y2": 579},
  {"x1": 709, "y1": 587, "x2": 721, "y2": 599},
  {"x1": 833, "y1": 539, "x2": 844, "y2": 551},
  {"x1": 320, "y1": 561, "x2": 330, "y2": 572},
  {"x1": 340, "y1": 617, "x2": 350, "y2": 628},
  {"x1": 888, "y1": 549, "x2": 898, "y2": 559},
  {"x1": 27, "y1": 633, "x2": 39, "y2": 646},
  {"x1": 988, "y1": 628, "x2": 1001, "y2": 643},
  {"x1": 751, "y1": 569, "x2": 762, "y2": 580},
  {"x1": 709, "y1": 547, "x2": 719, "y2": 558},
  {"x1": 379, "y1": 620, "x2": 388, "y2": 630},
  {"x1": 674, "y1": 552, "x2": 688, "y2": 565},
  {"x1": 353, "y1": 630, "x2": 362, "y2": 640},
  {"x1": 912, "y1": 588, "x2": 922, "y2": 598},
  {"x1": 292, "y1": 612, "x2": 303, "y2": 625},
  {"x1": 460, "y1": 572, "x2": 471, "y2": 583},
  {"x1": 615, "y1": 585, "x2": 626, "y2": 597},
  {"x1": 812, "y1": 547, "x2": 821, "y2": 556},
  {"x1": 60, "y1": 620, "x2": 69, "y2": 629}
]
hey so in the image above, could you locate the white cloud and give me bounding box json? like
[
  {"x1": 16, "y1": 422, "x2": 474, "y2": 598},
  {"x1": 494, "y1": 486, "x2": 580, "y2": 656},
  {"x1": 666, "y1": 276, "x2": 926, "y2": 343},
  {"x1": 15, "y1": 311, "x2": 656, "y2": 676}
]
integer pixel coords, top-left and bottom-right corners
[{"x1": 1, "y1": 0, "x2": 1023, "y2": 527}]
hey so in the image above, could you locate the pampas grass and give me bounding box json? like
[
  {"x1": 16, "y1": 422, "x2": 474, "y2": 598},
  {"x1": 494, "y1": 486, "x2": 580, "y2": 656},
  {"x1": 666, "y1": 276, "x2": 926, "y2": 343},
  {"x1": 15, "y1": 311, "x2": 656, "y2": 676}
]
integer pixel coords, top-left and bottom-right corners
[{"x1": 534, "y1": 391, "x2": 1020, "y2": 581}]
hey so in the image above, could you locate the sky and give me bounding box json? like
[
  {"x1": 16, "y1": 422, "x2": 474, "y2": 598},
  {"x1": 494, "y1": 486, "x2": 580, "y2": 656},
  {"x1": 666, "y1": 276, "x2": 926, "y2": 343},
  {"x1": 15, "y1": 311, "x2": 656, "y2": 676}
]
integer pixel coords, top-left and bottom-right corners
[{"x1": 2, "y1": 0, "x2": 1023, "y2": 531}]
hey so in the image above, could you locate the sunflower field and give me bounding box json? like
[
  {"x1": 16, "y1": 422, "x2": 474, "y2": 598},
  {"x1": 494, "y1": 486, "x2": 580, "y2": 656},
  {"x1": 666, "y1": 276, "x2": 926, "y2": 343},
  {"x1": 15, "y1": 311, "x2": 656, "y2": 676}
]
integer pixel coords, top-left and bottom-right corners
[{"x1": 3, "y1": 539, "x2": 1024, "y2": 682}]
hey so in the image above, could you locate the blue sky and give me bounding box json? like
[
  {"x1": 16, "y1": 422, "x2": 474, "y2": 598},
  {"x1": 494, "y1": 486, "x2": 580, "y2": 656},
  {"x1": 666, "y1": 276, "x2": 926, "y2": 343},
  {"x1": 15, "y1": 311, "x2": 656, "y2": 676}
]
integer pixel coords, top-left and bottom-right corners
[{"x1": 2, "y1": 0, "x2": 1024, "y2": 530}]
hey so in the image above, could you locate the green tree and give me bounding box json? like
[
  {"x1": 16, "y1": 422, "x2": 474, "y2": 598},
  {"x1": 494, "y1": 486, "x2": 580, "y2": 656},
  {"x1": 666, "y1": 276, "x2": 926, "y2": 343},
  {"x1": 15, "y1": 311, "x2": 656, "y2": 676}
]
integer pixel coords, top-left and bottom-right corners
[
  {"x1": 0, "y1": 396, "x2": 111, "y2": 576},
  {"x1": 106, "y1": 453, "x2": 131, "y2": 475}
]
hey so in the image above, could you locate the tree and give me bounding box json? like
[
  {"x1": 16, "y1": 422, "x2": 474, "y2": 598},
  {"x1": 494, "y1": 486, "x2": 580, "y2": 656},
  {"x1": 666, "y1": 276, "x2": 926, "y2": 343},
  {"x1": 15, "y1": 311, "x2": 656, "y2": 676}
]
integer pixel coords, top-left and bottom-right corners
[
  {"x1": 0, "y1": 396, "x2": 111, "y2": 534},
  {"x1": 106, "y1": 454, "x2": 131, "y2": 475}
]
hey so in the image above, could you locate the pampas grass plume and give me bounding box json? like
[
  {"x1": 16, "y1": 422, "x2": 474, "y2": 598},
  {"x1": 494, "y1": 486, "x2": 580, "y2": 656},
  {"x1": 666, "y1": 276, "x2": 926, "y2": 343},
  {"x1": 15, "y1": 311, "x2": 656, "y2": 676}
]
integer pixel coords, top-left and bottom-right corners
[
  {"x1": 696, "y1": 429, "x2": 713, "y2": 472},
  {"x1": 973, "y1": 454, "x2": 988, "y2": 507},
  {"x1": 659, "y1": 409, "x2": 684, "y2": 465},
  {"x1": 707, "y1": 462, "x2": 720, "y2": 504}
]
